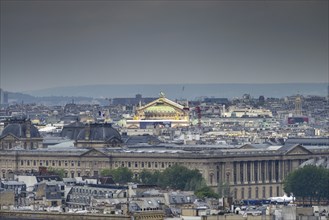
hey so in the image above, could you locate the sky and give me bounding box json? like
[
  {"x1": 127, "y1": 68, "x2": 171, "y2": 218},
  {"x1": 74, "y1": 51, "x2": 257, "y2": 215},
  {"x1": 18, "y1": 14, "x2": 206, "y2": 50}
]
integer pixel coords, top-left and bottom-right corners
[{"x1": 0, "y1": 0, "x2": 328, "y2": 92}]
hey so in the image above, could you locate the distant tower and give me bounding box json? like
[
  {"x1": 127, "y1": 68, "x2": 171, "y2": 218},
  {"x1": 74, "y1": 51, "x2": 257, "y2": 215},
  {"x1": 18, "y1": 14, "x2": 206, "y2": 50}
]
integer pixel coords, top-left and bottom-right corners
[
  {"x1": 295, "y1": 95, "x2": 302, "y2": 116},
  {"x1": 195, "y1": 106, "x2": 201, "y2": 128},
  {"x1": 222, "y1": 105, "x2": 226, "y2": 117}
]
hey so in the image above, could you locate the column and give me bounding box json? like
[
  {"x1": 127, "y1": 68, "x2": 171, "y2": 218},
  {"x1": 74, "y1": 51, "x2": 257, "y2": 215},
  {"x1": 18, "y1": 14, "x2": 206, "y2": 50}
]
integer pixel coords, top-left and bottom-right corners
[
  {"x1": 270, "y1": 161, "x2": 274, "y2": 183},
  {"x1": 236, "y1": 162, "x2": 240, "y2": 184},
  {"x1": 265, "y1": 161, "x2": 269, "y2": 183},
  {"x1": 251, "y1": 161, "x2": 255, "y2": 183},
  {"x1": 258, "y1": 161, "x2": 261, "y2": 183},
  {"x1": 244, "y1": 162, "x2": 248, "y2": 184}
]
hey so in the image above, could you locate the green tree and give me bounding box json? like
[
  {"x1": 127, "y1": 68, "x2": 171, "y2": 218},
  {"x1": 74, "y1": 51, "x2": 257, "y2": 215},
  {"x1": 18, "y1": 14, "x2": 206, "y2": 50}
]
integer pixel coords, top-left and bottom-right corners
[
  {"x1": 101, "y1": 167, "x2": 133, "y2": 184},
  {"x1": 158, "y1": 164, "x2": 204, "y2": 191},
  {"x1": 284, "y1": 165, "x2": 329, "y2": 205},
  {"x1": 48, "y1": 167, "x2": 65, "y2": 179},
  {"x1": 195, "y1": 186, "x2": 220, "y2": 199},
  {"x1": 139, "y1": 169, "x2": 161, "y2": 185}
]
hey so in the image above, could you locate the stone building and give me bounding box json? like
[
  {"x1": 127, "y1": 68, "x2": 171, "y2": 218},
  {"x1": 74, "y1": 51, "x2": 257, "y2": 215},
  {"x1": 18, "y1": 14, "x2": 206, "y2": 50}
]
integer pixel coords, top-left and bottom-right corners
[
  {"x1": 126, "y1": 93, "x2": 189, "y2": 129},
  {"x1": 0, "y1": 118, "x2": 43, "y2": 150},
  {"x1": 0, "y1": 139, "x2": 328, "y2": 201},
  {"x1": 0, "y1": 117, "x2": 328, "y2": 201}
]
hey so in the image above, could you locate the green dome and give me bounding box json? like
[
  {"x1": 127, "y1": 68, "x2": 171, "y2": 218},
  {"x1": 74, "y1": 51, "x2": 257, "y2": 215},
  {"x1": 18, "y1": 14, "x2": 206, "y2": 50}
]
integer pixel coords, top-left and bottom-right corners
[{"x1": 145, "y1": 105, "x2": 176, "y2": 113}]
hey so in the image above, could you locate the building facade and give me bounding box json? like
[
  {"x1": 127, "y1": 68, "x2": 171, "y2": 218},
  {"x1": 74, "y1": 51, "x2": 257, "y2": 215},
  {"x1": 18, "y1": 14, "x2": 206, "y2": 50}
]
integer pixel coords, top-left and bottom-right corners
[
  {"x1": 0, "y1": 143, "x2": 328, "y2": 201},
  {"x1": 0, "y1": 118, "x2": 43, "y2": 150},
  {"x1": 126, "y1": 93, "x2": 189, "y2": 128}
]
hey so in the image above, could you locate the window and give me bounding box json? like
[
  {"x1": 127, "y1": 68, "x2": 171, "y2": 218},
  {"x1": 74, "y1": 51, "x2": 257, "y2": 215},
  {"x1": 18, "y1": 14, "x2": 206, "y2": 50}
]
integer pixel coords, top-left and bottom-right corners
[
  {"x1": 78, "y1": 161, "x2": 80, "y2": 167},
  {"x1": 210, "y1": 174, "x2": 213, "y2": 185},
  {"x1": 234, "y1": 188, "x2": 238, "y2": 200},
  {"x1": 27, "y1": 160, "x2": 30, "y2": 166},
  {"x1": 148, "y1": 162, "x2": 151, "y2": 168},
  {"x1": 276, "y1": 186, "x2": 280, "y2": 197},
  {"x1": 46, "y1": 160, "x2": 49, "y2": 166},
  {"x1": 241, "y1": 188, "x2": 245, "y2": 199},
  {"x1": 58, "y1": 161, "x2": 61, "y2": 166},
  {"x1": 262, "y1": 186, "x2": 266, "y2": 198},
  {"x1": 248, "y1": 187, "x2": 252, "y2": 199},
  {"x1": 33, "y1": 160, "x2": 36, "y2": 166},
  {"x1": 270, "y1": 186, "x2": 273, "y2": 197},
  {"x1": 135, "y1": 162, "x2": 138, "y2": 168},
  {"x1": 20, "y1": 160, "x2": 23, "y2": 166},
  {"x1": 128, "y1": 162, "x2": 131, "y2": 167},
  {"x1": 65, "y1": 161, "x2": 68, "y2": 166},
  {"x1": 52, "y1": 161, "x2": 55, "y2": 166},
  {"x1": 141, "y1": 162, "x2": 144, "y2": 168},
  {"x1": 71, "y1": 161, "x2": 74, "y2": 167},
  {"x1": 255, "y1": 187, "x2": 259, "y2": 199}
]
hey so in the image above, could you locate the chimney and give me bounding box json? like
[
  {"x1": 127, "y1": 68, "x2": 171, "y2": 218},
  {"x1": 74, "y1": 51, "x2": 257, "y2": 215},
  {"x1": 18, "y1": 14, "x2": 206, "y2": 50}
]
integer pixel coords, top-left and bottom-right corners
[
  {"x1": 26, "y1": 119, "x2": 31, "y2": 139},
  {"x1": 85, "y1": 123, "x2": 90, "y2": 141}
]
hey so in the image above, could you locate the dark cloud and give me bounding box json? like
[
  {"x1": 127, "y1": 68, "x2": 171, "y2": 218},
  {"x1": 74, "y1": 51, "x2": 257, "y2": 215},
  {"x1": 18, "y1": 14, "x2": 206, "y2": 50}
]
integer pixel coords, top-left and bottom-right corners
[{"x1": 0, "y1": 0, "x2": 327, "y2": 92}]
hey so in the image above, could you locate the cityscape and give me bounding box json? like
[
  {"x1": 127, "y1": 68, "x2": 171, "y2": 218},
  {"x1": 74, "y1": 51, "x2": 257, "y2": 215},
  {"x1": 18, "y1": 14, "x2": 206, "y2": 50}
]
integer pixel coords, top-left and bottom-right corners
[
  {"x1": 0, "y1": 87, "x2": 328, "y2": 219},
  {"x1": 0, "y1": 0, "x2": 328, "y2": 220}
]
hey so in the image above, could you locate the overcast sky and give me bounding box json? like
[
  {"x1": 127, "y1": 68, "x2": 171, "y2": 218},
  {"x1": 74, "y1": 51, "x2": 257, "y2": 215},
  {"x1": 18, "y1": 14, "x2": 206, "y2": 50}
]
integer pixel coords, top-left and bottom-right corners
[{"x1": 0, "y1": 0, "x2": 328, "y2": 92}]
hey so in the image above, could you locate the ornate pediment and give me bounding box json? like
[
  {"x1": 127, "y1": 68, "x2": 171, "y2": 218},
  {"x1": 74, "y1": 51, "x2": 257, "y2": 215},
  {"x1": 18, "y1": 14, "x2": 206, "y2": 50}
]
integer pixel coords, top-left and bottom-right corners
[
  {"x1": 0, "y1": 133, "x2": 20, "y2": 141},
  {"x1": 134, "y1": 93, "x2": 189, "y2": 121},
  {"x1": 80, "y1": 148, "x2": 108, "y2": 157},
  {"x1": 284, "y1": 145, "x2": 312, "y2": 155}
]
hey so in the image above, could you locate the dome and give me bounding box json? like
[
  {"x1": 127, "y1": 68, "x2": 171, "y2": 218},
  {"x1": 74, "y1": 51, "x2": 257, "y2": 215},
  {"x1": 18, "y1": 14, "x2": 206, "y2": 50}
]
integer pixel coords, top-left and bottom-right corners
[
  {"x1": 145, "y1": 105, "x2": 176, "y2": 113},
  {"x1": 1, "y1": 120, "x2": 41, "y2": 138},
  {"x1": 60, "y1": 121, "x2": 85, "y2": 140},
  {"x1": 76, "y1": 123, "x2": 121, "y2": 141},
  {"x1": 144, "y1": 103, "x2": 177, "y2": 119}
]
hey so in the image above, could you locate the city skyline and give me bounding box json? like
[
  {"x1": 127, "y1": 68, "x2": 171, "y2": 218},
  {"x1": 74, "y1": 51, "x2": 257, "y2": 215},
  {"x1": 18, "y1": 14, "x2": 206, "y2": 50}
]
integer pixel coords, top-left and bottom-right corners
[{"x1": 0, "y1": 0, "x2": 328, "y2": 92}]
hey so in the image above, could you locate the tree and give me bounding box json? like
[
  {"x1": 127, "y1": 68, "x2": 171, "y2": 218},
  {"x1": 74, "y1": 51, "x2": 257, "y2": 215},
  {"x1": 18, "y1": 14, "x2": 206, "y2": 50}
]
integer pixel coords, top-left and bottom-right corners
[
  {"x1": 158, "y1": 164, "x2": 204, "y2": 191},
  {"x1": 284, "y1": 165, "x2": 329, "y2": 205},
  {"x1": 139, "y1": 169, "x2": 161, "y2": 185},
  {"x1": 195, "y1": 186, "x2": 219, "y2": 199},
  {"x1": 101, "y1": 167, "x2": 133, "y2": 184},
  {"x1": 47, "y1": 167, "x2": 65, "y2": 179}
]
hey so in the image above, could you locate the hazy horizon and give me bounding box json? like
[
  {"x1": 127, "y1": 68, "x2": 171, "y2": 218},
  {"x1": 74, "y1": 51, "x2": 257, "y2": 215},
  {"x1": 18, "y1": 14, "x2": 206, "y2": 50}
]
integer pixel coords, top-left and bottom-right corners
[
  {"x1": 1, "y1": 1, "x2": 328, "y2": 92},
  {"x1": 13, "y1": 83, "x2": 327, "y2": 100}
]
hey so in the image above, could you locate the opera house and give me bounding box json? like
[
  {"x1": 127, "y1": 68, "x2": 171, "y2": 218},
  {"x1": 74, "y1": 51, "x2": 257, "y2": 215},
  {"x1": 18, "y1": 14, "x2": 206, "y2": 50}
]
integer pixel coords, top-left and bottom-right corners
[
  {"x1": 126, "y1": 92, "x2": 189, "y2": 129},
  {"x1": 0, "y1": 96, "x2": 328, "y2": 202}
]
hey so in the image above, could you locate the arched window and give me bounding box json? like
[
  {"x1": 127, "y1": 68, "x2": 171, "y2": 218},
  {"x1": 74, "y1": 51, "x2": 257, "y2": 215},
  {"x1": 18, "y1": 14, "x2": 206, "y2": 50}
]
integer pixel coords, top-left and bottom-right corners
[
  {"x1": 262, "y1": 186, "x2": 266, "y2": 198},
  {"x1": 255, "y1": 187, "x2": 259, "y2": 199},
  {"x1": 209, "y1": 173, "x2": 214, "y2": 185},
  {"x1": 234, "y1": 188, "x2": 238, "y2": 200},
  {"x1": 248, "y1": 187, "x2": 252, "y2": 199}
]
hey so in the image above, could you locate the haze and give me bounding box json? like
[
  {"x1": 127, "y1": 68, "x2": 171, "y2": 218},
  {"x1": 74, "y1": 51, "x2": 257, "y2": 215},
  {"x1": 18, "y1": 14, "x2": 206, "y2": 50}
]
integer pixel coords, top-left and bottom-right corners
[{"x1": 0, "y1": 0, "x2": 328, "y2": 92}]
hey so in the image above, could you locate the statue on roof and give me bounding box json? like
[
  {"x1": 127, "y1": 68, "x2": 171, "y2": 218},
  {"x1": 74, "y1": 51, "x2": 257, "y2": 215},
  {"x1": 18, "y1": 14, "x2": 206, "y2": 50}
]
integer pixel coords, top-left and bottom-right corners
[{"x1": 159, "y1": 91, "x2": 165, "y2": 98}]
